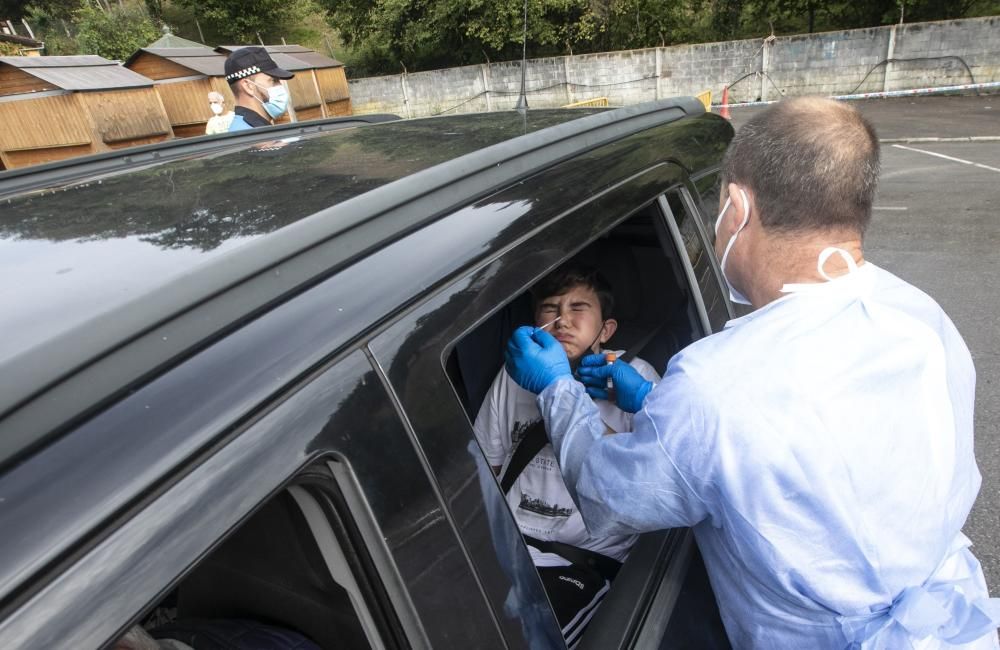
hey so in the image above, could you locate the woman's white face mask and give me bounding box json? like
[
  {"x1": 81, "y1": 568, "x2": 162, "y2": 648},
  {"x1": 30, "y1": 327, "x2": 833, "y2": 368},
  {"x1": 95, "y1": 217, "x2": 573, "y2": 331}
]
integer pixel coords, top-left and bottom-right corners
[
  {"x1": 210, "y1": 102, "x2": 224, "y2": 115},
  {"x1": 714, "y1": 189, "x2": 753, "y2": 306}
]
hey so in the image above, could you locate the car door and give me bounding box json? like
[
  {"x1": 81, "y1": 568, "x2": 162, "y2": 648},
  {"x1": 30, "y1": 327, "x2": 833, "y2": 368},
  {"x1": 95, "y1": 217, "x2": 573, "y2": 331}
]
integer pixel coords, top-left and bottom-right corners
[
  {"x1": 368, "y1": 153, "x2": 723, "y2": 648},
  {"x1": 0, "y1": 258, "x2": 508, "y2": 649}
]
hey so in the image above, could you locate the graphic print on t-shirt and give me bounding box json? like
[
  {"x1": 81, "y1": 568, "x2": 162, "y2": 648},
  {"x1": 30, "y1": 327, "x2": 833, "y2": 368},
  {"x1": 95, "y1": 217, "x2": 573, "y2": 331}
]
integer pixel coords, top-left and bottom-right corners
[
  {"x1": 510, "y1": 419, "x2": 576, "y2": 518},
  {"x1": 519, "y1": 493, "x2": 575, "y2": 517}
]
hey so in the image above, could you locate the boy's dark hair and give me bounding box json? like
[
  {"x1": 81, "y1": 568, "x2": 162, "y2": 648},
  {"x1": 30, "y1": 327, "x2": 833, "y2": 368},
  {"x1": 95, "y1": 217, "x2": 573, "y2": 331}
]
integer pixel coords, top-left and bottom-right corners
[{"x1": 531, "y1": 266, "x2": 614, "y2": 319}]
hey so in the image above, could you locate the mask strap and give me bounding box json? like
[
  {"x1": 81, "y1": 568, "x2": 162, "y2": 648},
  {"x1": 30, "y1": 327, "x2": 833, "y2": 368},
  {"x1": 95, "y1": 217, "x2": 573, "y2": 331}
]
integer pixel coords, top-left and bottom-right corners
[
  {"x1": 718, "y1": 189, "x2": 751, "y2": 271},
  {"x1": 817, "y1": 247, "x2": 859, "y2": 281},
  {"x1": 586, "y1": 320, "x2": 608, "y2": 354}
]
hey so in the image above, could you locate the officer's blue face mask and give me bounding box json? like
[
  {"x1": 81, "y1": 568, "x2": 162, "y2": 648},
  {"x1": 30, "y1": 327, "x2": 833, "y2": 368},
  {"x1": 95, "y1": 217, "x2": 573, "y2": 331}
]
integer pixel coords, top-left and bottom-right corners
[
  {"x1": 714, "y1": 188, "x2": 753, "y2": 306},
  {"x1": 250, "y1": 81, "x2": 290, "y2": 119}
]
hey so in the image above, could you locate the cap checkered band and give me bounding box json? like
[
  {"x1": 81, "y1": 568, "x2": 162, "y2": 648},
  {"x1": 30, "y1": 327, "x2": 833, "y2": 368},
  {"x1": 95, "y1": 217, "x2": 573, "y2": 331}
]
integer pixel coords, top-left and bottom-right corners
[{"x1": 225, "y1": 65, "x2": 261, "y2": 81}]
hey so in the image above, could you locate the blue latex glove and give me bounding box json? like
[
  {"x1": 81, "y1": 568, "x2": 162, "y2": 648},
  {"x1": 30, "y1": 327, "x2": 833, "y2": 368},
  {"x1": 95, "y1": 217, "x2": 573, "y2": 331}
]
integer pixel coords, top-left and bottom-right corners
[
  {"x1": 577, "y1": 353, "x2": 653, "y2": 413},
  {"x1": 504, "y1": 326, "x2": 573, "y2": 394}
]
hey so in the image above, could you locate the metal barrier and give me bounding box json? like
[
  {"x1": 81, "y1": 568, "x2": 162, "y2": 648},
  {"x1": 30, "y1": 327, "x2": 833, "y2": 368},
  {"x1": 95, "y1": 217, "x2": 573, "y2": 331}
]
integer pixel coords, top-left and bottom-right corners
[
  {"x1": 562, "y1": 97, "x2": 609, "y2": 108},
  {"x1": 711, "y1": 80, "x2": 1000, "y2": 110}
]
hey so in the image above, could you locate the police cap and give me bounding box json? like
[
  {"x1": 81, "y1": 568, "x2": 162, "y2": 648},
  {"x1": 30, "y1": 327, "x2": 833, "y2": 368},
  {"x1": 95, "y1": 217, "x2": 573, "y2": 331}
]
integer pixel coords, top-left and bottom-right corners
[{"x1": 224, "y1": 46, "x2": 294, "y2": 83}]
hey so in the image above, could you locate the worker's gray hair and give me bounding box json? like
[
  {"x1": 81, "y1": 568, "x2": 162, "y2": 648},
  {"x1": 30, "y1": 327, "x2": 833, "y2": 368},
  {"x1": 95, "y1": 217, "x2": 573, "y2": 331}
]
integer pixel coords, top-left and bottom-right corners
[{"x1": 721, "y1": 96, "x2": 880, "y2": 235}]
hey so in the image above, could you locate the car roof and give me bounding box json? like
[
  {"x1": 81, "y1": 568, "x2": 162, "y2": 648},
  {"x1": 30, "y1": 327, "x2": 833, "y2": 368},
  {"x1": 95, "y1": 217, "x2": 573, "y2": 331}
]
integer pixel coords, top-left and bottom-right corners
[
  {"x1": 0, "y1": 97, "x2": 722, "y2": 465},
  {"x1": 1, "y1": 109, "x2": 605, "y2": 363}
]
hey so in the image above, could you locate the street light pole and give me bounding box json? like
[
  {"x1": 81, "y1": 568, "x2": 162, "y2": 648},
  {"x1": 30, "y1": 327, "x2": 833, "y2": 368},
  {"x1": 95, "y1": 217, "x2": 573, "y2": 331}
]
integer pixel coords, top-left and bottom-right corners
[{"x1": 515, "y1": 0, "x2": 529, "y2": 112}]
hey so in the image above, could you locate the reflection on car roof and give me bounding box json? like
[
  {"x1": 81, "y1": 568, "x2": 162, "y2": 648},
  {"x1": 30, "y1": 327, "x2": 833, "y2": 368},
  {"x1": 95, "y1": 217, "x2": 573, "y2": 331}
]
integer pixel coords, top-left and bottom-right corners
[{"x1": 0, "y1": 110, "x2": 602, "y2": 368}]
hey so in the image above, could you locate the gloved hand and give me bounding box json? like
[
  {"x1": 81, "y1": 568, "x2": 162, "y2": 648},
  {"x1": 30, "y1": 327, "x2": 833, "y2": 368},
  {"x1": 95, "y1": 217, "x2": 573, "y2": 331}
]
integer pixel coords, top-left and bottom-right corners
[
  {"x1": 577, "y1": 354, "x2": 653, "y2": 413},
  {"x1": 504, "y1": 326, "x2": 573, "y2": 394}
]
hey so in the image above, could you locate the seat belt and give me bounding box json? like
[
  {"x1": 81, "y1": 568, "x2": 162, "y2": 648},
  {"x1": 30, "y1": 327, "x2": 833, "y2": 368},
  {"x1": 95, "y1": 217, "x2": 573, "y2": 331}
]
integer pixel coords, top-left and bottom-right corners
[
  {"x1": 498, "y1": 417, "x2": 623, "y2": 582},
  {"x1": 499, "y1": 420, "x2": 548, "y2": 494}
]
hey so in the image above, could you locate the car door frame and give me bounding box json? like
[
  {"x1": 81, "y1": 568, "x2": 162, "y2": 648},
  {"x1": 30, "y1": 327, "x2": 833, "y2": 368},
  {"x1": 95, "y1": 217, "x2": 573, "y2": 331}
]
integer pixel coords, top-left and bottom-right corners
[{"x1": 368, "y1": 159, "x2": 715, "y2": 648}]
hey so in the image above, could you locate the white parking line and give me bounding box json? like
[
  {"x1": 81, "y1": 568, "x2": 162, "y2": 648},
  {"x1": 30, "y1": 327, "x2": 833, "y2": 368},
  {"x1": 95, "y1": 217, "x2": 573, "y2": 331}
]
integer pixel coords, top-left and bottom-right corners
[
  {"x1": 892, "y1": 144, "x2": 1000, "y2": 174},
  {"x1": 873, "y1": 206, "x2": 908, "y2": 211}
]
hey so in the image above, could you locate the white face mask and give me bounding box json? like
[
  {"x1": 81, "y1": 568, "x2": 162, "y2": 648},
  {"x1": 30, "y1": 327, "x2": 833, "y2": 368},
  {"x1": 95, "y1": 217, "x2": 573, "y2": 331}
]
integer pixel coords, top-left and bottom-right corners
[
  {"x1": 250, "y1": 81, "x2": 289, "y2": 119},
  {"x1": 714, "y1": 189, "x2": 753, "y2": 306},
  {"x1": 210, "y1": 103, "x2": 223, "y2": 115}
]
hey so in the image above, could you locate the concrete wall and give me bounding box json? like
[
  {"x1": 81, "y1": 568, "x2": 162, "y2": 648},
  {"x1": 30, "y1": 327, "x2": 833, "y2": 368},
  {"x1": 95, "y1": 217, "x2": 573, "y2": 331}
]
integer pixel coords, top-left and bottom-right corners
[{"x1": 348, "y1": 16, "x2": 1000, "y2": 117}]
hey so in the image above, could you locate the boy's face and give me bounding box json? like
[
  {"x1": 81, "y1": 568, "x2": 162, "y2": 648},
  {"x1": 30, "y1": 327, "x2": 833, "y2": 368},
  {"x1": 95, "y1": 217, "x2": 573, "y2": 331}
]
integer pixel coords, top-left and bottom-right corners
[{"x1": 534, "y1": 284, "x2": 617, "y2": 362}]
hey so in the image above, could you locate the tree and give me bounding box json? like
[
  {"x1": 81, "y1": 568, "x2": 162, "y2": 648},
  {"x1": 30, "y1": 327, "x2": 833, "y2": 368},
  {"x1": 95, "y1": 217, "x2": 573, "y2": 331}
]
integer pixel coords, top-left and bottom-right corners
[
  {"x1": 323, "y1": 0, "x2": 604, "y2": 74},
  {"x1": 75, "y1": 2, "x2": 159, "y2": 61},
  {"x1": 174, "y1": 0, "x2": 296, "y2": 44},
  {"x1": 588, "y1": 0, "x2": 710, "y2": 50}
]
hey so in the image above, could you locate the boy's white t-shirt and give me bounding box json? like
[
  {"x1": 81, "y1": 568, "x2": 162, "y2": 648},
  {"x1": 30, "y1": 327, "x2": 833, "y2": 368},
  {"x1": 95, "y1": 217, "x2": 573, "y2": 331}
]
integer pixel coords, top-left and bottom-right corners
[{"x1": 473, "y1": 351, "x2": 660, "y2": 567}]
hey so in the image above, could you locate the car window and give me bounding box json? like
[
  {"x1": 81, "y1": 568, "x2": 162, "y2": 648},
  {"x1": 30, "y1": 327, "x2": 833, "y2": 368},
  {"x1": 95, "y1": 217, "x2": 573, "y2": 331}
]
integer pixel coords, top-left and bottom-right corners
[
  {"x1": 368, "y1": 158, "x2": 726, "y2": 648},
  {"x1": 441, "y1": 203, "x2": 709, "y2": 649},
  {"x1": 663, "y1": 190, "x2": 731, "y2": 332},
  {"x1": 109, "y1": 467, "x2": 397, "y2": 650},
  {"x1": 691, "y1": 170, "x2": 722, "y2": 244},
  {"x1": 451, "y1": 202, "x2": 700, "y2": 419}
]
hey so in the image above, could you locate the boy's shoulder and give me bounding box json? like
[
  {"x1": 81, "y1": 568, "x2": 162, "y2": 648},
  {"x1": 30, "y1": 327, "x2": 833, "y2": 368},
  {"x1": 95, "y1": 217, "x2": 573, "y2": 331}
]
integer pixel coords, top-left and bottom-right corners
[{"x1": 627, "y1": 355, "x2": 661, "y2": 382}]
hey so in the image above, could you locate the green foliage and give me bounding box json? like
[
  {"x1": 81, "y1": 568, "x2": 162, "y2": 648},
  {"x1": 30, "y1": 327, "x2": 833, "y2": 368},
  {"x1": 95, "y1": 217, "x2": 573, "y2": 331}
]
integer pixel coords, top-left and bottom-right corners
[
  {"x1": 321, "y1": 0, "x2": 1000, "y2": 75},
  {"x1": 6, "y1": 0, "x2": 998, "y2": 74},
  {"x1": 75, "y1": 3, "x2": 160, "y2": 61},
  {"x1": 22, "y1": 2, "x2": 85, "y2": 54},
  {"x1": 325, "y1": 0, "x2": 608, "y2": 75},
  {"x1": 174, "y1": 0, "x2": 296, "y2": 44}
]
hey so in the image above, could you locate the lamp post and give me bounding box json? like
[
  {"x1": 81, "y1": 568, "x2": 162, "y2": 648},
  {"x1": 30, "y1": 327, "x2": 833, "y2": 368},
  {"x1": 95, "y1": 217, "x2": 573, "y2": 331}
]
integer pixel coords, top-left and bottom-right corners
[{"x1": 515, "y1": 0, "x2": 528, "y2": 112}]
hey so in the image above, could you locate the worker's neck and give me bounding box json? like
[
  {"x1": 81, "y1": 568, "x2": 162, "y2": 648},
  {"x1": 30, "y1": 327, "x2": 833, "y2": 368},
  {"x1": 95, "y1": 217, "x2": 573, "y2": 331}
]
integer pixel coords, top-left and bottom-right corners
[
  {"x1": 235, "y1": 94, "x2": 268, "y2": 121},
  {"x1": 749, "y1": 228, "x2": 864, "y2": 307}
]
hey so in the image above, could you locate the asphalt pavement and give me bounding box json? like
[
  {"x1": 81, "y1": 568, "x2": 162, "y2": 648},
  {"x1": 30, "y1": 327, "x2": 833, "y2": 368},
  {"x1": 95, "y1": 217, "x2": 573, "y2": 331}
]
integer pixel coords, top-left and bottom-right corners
[{"x1": 729, "y1": 94, "x2": 1000, "y2": 594}]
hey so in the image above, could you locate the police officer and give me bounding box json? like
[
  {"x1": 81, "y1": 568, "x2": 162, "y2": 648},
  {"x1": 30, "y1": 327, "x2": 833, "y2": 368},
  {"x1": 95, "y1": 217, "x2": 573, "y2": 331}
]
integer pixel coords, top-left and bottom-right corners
[{"x1": 223, "y1": 46, "x2": 294, "y2": 131}]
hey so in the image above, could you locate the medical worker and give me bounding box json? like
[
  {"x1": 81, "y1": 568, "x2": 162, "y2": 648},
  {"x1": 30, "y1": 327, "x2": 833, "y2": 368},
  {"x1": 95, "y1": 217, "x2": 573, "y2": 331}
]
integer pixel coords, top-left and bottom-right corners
[{"x1": 505, "y1": 97, "x2": 1000, "y2": 648}]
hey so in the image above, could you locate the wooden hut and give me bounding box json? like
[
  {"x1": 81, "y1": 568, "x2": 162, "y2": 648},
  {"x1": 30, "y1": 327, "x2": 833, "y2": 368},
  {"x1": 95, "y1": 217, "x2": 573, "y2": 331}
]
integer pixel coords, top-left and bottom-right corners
[
  {"x1": 215, "y1": 45, "x2": 351, "y2": 120},
  {"x1": 0, "y1": 25, "x2": 44, "y2": 56},
  {"x1": 124, "y1": 46, "x2": 232, "y2": 137},
  {"x1": 0, "y1": 55, "x2": 172, "y2": 169}
]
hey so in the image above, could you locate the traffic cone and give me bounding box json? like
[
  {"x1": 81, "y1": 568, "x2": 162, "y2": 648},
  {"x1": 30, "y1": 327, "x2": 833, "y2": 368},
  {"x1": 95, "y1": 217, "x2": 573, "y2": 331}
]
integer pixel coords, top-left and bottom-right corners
[{"x1": 719, "y1": 86, "x2": 731, "y2": 120}]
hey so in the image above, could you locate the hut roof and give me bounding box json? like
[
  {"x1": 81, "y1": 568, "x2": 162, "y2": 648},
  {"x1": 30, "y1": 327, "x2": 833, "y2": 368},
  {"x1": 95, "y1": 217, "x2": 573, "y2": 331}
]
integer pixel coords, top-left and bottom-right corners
[
  {"x1": 0, "y1": 55, "x2": 154, "y2": 91},
  {"x1": 125, "y1": 46, "x2": 226, "y2": 76},
  {"x1": 215, "y1": 45, "x2": 343, "y2": 69},
  {"x1": 146, "y1": 31, "x2": 205, "y2": 49}
]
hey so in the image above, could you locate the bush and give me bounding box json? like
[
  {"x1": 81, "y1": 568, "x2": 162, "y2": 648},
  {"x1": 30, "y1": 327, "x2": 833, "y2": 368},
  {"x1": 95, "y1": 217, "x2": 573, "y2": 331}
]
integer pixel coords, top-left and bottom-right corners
[{"x1": 76, "y1": 3, "x2": 159, "y2": 61}]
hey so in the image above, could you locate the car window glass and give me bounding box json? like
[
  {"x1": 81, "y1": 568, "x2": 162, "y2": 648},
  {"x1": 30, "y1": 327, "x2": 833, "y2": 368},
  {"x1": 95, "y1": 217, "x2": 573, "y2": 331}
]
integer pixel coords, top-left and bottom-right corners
[
  {"x1": 442, "y1": 202, "x2": 711, "y2": 648},
  {"x1": 111, "y1": 473, "x2": 397, "y2": 650},
  {"x1": 450, "y1": 203, "x2": 699, "y2": 420},
  {"x1": 664, "y1": 190, "x2": 730, "y2": 332},
  {"x1": 692, "y1": 171, "x2": 722, "y2": 244}
]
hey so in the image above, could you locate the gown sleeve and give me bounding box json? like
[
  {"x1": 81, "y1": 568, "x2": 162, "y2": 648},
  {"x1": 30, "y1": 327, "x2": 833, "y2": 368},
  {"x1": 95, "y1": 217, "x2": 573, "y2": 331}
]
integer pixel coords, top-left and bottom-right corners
[{"x1": 537, "y1": 371, "x2": 715, "y2": 537}]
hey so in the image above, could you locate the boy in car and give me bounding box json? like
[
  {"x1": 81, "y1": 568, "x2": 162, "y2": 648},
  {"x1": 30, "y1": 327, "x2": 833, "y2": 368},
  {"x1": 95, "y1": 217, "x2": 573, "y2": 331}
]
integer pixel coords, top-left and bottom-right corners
[{"x1": 473, "y1": 266, "x2": 659, "y2": 647}]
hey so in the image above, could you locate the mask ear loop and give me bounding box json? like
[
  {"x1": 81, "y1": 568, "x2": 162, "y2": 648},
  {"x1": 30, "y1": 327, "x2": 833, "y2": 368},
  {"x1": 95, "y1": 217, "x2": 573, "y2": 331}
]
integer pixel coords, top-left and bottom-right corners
[
  {"x1": 817, "y1": 247, "x2": 859, "y2": 281},
  {"x1": 585, "y1": 320, "x2": 609, "y2": 354},
  {"x1": 568, "y1": 320, "x2": 610, "y2": 374},
  {"x1": 718, "y1": 189, "x2": 751, "y2": 273}
]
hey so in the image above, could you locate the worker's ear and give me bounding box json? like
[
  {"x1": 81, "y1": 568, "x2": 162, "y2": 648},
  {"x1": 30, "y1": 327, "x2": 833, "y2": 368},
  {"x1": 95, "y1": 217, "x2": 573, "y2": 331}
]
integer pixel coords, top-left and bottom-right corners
[
  {"x1": 598, "y1": 318, "x2": 618, "y2": 344},
  {"x1": 724, "y1": 182, "x2": 751, "y2": 228}
]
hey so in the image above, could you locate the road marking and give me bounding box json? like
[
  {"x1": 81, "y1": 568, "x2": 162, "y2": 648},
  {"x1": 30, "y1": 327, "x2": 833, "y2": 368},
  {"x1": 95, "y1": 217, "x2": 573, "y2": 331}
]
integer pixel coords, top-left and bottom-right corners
[
  {"x1": 892, "y1": 144, "x2": 1000, "y2": 174},
  {"x1": 881, "y1": 136, "x2": 1000, "y2": 143},
  {"x1": 873, "y1": 206, "x2": 908, "y2": 211}
]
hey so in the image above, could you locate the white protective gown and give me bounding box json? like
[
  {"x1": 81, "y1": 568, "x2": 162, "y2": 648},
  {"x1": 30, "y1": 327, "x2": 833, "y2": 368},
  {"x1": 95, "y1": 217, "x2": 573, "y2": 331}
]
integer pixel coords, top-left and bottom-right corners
[{"x1": 538, "y1": 261, "x2": 1000, "y2": 648}]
